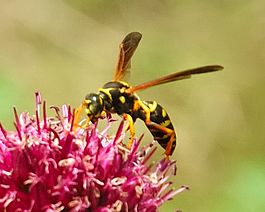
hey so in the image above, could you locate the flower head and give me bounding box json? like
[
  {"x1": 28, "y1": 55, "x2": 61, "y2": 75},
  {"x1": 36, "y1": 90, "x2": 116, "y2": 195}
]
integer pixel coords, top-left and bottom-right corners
[{"x1": 0, "y1": 93, "x2": 187, "y2": 211}]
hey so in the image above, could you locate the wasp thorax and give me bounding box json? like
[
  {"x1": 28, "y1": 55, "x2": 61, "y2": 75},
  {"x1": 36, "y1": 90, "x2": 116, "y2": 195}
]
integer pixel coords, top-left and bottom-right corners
[{"x1": 84, "y1": 93, "x2": 104, "y2": 120}]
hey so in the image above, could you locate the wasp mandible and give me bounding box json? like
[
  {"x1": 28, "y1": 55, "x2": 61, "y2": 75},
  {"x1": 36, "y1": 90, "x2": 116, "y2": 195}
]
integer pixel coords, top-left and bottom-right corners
[{"x1": 76, "y1": 32, "x2": 223, "y2": 158}]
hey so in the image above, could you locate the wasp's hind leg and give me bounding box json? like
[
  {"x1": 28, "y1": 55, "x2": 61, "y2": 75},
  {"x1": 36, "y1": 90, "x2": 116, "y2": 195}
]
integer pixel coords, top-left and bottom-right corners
[
  {"x1": 145, "y1": 121, "x2": 176, "y2": 160},
  {"x1": 137, "y1": 101, "x2": 176, "y2": 159}
]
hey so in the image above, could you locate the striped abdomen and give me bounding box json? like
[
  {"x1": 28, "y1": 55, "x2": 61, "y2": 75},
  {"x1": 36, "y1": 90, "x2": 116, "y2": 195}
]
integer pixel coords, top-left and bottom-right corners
[{"x1": 136, "y1": 101, "x2": 177, "y2": 156}]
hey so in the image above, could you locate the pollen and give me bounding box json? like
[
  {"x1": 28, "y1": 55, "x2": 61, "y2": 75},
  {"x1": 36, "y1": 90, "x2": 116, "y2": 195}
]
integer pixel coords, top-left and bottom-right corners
[{"x1": 58, "y1": 158, "x2": 76, "y2": 167}]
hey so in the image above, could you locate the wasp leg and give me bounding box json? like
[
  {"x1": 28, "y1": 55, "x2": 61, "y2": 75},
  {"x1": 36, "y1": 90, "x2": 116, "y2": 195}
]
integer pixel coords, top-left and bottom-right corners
[
  {"x1": 145, "y1": 121, "x2": 175, "y2": 160},
  {"x1": 135, "y1": 101, "x2": 175, "y2": 159},
  {"x1": 123, "y1": 114, "x2": 135, "y2": 149},
  {"x1": 74, "y1": 101, "x2": 95, "y2": 130},
  {"x1": 137, "y1": 100, "x2": 151, "y2": 122},
  {"x1": 124, "y1": 122, "x2": 130, "y2": 132},
  {"x1": 74, "y1": 102, "x2": 86, "y2": 129}
]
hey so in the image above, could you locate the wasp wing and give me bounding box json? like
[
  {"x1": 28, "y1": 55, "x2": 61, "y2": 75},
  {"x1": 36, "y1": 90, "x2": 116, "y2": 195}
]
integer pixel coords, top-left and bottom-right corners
[
  {"x1": 126, "y1": 65, "x2": 223, "y2": 93},
  {"x1": 113, "y1": 32, "x2": 142, "y2": 81}
]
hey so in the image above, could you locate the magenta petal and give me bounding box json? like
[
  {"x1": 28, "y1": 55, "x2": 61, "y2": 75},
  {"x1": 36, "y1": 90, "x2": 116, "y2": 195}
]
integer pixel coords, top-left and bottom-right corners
[{"x1": 0, "y1": 93, "x2": 186, "y2": 211}]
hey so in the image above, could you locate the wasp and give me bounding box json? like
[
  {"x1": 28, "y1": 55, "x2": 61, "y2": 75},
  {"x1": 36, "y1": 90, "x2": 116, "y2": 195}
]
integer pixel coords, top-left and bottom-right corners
[{"x1": 76, "y1": 32, "x2": 223, "y2": 158}]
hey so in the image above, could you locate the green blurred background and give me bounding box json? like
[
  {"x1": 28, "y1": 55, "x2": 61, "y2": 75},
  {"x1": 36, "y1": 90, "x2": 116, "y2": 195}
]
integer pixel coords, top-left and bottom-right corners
[{"x1": 0, "y1": 0, "x2": 264, "y2": 211}]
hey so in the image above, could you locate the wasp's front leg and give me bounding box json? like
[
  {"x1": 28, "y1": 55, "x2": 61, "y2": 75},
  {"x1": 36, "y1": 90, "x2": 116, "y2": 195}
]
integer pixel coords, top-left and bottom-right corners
[{"x1": 73, "y1": 102, "x2": 87, "y2": 130}]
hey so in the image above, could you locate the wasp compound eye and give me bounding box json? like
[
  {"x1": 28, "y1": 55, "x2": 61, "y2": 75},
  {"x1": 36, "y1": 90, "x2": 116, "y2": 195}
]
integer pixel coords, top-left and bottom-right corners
[{"x1": 85, "y1": 93, "x2": 104, "y2": 116}]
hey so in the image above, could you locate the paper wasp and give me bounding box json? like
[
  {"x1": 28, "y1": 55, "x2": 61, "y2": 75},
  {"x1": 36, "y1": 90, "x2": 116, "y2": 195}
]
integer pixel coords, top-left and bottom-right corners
[{"x1": 76, "y1": 32, "x2": 223, "y2": 158}]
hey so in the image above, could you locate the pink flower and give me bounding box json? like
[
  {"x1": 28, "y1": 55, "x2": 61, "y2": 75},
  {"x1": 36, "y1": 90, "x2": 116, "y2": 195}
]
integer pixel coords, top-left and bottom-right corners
[{"x1": 0, "y1": 93, "x2": 188, "y2": 211}]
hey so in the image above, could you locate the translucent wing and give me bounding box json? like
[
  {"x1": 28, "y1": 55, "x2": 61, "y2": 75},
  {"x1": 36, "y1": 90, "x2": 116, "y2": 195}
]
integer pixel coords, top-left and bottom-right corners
[
  {"x1": 126, "y1": 65, "x2": 223, "y2": 93},
  {"x1": 113, "y1": 32, "x2": 142, "y2": 81}
]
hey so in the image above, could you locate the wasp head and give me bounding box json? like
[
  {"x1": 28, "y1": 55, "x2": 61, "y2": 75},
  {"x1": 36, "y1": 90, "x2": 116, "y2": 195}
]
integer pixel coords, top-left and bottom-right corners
[{"x1": 84, "y1": 93, "x2": 104, "y2": 123}]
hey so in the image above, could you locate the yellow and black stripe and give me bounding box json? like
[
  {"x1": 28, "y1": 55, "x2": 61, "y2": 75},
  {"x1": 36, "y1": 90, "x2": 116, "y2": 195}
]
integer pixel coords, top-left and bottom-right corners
[{"x1": 132, "y1": 101, "x2": 176, "y2": 156}]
